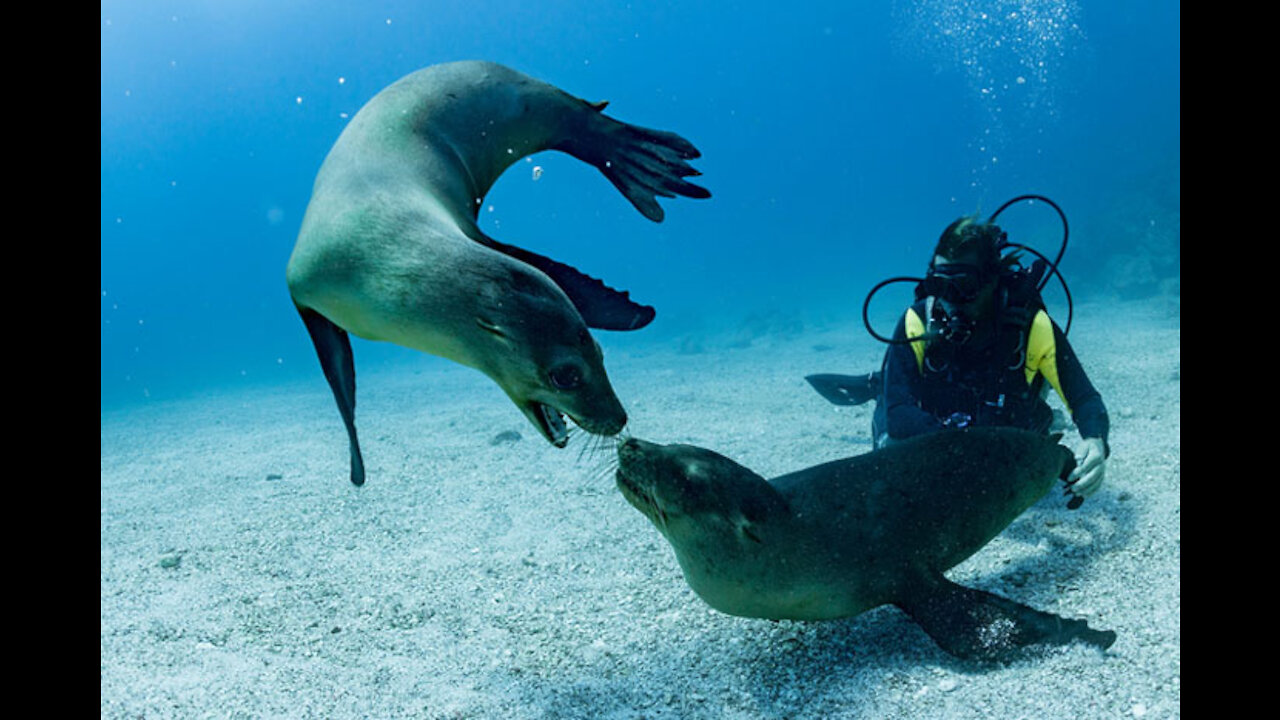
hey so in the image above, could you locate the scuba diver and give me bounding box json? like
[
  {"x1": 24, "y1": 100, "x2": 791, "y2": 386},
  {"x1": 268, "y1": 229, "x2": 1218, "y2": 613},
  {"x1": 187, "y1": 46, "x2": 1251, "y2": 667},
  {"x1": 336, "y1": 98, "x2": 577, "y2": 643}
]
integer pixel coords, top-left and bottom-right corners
[{"x1": 807, "y1": 197, "x2": 1109, "y2": 507}]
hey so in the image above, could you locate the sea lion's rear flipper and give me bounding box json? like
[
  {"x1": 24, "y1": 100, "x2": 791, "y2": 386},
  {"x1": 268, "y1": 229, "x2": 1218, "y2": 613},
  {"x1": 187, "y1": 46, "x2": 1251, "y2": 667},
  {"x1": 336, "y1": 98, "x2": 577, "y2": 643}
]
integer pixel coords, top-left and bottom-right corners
[
  {"x1": 556, "y1": 106, "x2": 711, "y2": 223},
  {"x1": 895, "y1": 575, "x2": 1116, "y2": 662},
  {"x1": 480, "y1": 235, "x2": 656, "y2": 331},
  {"x1": 296, "y1": 305, "x2": 366, "y2": 486}
]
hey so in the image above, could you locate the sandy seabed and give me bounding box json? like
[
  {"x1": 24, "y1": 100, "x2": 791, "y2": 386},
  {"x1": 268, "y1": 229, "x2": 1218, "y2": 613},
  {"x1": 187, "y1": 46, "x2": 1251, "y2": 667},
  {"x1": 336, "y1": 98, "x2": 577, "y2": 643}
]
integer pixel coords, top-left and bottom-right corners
[{"x1": 101, "y1": 297, "x2": 1179, "y2": 719}]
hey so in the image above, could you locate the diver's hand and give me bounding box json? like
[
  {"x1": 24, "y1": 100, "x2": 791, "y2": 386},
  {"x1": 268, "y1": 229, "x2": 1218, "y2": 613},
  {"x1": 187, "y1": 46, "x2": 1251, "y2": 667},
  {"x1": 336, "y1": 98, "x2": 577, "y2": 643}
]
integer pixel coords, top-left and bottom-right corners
[{"x1": 1069, "y1": 437, "x2": 1107, "y2": 498}]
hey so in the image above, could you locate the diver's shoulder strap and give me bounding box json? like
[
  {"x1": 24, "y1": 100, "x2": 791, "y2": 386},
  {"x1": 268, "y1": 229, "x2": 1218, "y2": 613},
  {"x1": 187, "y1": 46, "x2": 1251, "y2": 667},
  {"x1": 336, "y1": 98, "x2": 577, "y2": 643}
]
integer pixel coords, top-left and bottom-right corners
[
  {"x1": 905, "y1": 306, "x2": 928, "y2": 373},
  {"x1": 1024, "y1": 309, "x2": 1070, "y2": 413}
]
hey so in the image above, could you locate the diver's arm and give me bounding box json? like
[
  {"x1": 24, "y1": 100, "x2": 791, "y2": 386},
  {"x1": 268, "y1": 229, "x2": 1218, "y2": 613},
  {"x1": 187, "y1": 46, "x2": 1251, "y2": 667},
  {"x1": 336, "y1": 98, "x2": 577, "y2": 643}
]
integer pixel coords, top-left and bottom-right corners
[
  {"x1": 1052, "y1": 322, "x2": 1110, "y2": 452},
  {"x1": 1051, "y1": 321, "x2": 1110, "y2": 497},
  {"x1": 882, "y1": 317, "x2": 943, "y2": 439}
]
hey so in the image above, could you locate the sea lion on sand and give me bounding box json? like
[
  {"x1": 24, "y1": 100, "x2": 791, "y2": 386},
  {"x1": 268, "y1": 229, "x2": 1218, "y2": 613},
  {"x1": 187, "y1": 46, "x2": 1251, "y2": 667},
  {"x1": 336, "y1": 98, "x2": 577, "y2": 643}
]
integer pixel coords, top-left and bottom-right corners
[
  {"x1": 616, "y1": 427, "x2": 1116, "y2": 662},
  {"x1": 287, "y1": 61, "x2": 709, "y2": 485}
]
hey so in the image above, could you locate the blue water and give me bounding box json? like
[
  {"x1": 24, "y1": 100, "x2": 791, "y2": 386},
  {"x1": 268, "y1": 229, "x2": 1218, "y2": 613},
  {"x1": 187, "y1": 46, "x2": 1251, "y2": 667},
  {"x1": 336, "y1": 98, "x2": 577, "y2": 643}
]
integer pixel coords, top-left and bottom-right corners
[{"x1": 100, "y1": 0, "x2": 1179, "y2": 409}]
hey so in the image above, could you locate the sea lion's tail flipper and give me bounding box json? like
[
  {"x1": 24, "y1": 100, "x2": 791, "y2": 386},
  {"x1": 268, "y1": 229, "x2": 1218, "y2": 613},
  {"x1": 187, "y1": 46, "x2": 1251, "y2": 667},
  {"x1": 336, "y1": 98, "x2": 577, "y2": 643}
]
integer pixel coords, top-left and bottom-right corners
[
  {"x1": 296, "y1": 305, "x2": 367, "y2": 486},
  {"x1": 481, "y1": 235, "x2": 656, "y2": 331},
  {"x1": 896, "y1": 576, "x2": 1116, "y2": 663},
  {"x1": 558, "y1": 109, "x2": 711, "y2": 223}
]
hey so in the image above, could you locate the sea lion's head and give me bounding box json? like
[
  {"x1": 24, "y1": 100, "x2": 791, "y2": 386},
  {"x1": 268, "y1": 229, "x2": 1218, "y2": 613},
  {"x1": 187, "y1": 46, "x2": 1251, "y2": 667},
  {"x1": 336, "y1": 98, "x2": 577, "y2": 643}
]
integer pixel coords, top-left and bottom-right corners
[
  {"x1": 615, "y1": 437, "x2": 789, "y2": 551},
  {"x1": 473, "y1": 264, "x2": 627, "y2": 447}
]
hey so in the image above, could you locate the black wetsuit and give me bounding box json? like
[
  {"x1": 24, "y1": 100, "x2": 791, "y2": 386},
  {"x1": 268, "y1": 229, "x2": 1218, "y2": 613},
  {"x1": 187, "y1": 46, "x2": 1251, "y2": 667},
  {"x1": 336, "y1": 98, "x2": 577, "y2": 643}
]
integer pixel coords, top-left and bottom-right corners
[{"x1": 872, "y1": 297, "x2": 1109, "y2": 452}]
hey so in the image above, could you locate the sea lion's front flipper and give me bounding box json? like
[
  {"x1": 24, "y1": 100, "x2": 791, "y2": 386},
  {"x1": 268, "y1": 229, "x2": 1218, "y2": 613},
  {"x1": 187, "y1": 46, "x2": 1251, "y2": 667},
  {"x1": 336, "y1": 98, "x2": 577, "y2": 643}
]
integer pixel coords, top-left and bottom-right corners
[
  {"x1": 480, "y1": 235, "x2": 656, "y2": 331},
  {"x1": 557, "y1": 107, "x2": 711, "y2": 223},
  {"x1": 895, "y1": 575, "x2": 1116, "y2": 662},
  {"x1": 296, "y1": 305, "x2": 366, "y2": 486}
]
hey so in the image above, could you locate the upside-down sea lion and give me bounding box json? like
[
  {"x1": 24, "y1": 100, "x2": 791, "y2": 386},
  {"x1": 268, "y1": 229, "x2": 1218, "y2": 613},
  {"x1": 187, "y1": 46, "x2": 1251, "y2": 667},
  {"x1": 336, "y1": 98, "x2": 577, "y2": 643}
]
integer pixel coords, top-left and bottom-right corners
[
  {"x1": 286, "y1": 61, "x2": 709, "y2": 485},
  {"x1": 615, "y1": 427, "x2": 1116, "y2": 662}
]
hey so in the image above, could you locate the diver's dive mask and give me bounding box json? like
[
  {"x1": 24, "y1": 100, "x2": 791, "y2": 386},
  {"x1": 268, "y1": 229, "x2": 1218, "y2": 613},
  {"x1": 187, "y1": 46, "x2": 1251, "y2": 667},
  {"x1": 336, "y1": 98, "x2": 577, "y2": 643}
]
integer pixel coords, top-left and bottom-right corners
[
  {"x1": 918, "y1": 263, "x2": 990, "y2": 305},
  {"x1": 919, "y1": 263, "x2": 994, "y2": 346}
]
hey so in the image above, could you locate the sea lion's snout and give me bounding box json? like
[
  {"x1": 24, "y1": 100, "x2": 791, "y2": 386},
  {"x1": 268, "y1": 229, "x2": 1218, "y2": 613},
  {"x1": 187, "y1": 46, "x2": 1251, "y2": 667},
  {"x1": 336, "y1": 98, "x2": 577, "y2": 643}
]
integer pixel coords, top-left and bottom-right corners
[
  {"x1": 516, "y1": 376, "x2": 627, "y2": 447},
  {"x1": 618, "y1": 436, "x2": 648, "y2": 457},
  {"x1": 616, "y1": 437, "x2": 658, "y2": 474},
  {"x1": 615, "y1": 438, "x2": 671, "y2": 527},
  {"x1": 523, "y1": 345, "x2": 629, "y2": 444},
  {"x1": 584, "y1": 406, "x2": 627, "y2": 437}
]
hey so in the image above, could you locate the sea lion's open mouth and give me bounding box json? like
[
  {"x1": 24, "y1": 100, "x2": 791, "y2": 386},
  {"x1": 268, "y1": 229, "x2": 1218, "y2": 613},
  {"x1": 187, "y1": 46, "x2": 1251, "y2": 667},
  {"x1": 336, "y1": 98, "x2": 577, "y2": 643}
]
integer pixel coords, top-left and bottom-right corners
[
  {"x1": 530, "y1": 402, "x2": 571, "y2": 447},
  {"x1": 529, "y1": 401, "x2": 625, "y2": 447}
]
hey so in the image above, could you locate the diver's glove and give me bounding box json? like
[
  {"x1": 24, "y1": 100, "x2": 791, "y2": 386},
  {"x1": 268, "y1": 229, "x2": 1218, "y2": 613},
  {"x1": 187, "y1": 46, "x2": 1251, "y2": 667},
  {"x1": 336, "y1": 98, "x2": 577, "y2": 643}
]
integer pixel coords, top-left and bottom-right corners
[{"x1": 1068, "y1": 437, "x2": 1107, "y2": 499}]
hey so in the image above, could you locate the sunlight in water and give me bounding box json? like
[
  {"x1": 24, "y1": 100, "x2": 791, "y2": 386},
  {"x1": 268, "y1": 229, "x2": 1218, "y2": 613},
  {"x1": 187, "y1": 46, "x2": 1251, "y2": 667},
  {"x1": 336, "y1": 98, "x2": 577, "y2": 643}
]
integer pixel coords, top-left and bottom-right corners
[{"x1": 896, "y1": 0, "x2": 1087, "y2": 185}]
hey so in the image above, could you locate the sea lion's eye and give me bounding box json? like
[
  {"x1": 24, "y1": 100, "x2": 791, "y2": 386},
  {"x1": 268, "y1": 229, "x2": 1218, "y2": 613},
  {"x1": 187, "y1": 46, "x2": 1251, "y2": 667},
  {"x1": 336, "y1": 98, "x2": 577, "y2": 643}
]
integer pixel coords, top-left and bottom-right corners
[{"x1": 549, "y1": 364, "x2": 583, "y2": 390}]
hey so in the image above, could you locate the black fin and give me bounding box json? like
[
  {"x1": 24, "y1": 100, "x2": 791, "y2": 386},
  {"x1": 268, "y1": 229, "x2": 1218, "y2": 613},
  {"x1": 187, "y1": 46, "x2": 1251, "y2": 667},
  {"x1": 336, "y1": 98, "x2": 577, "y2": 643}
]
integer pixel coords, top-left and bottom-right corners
[
  {"x1": 481, "y1": 236, "x2": 655, "y2": 331},
  {"x1": 296, "y1": 305, "x2": 366, "y2": 485},
  {"x1": 895, "y1": 575, "x2": 1116, "y2": 663},
  {"x1": 805, "y1": 373, "x2": 879, "y2": 406}
]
